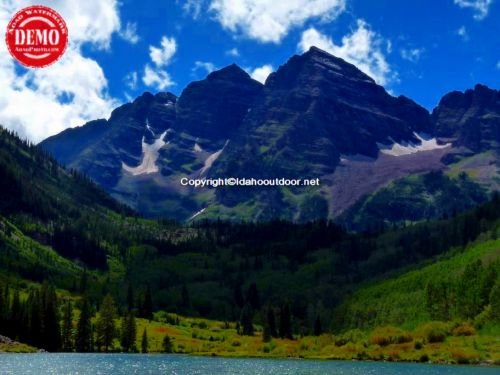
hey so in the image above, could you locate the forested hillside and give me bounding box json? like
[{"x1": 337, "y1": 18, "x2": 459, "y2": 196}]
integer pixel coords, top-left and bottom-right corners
[{"x1": 0, "y1": 127, "x2": 499, "y2": 363}]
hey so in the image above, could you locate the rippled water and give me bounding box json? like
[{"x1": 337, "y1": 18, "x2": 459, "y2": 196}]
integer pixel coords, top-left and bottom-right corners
[{"x1": 0, "y1": 354, "x2": 498, "y2": 375}]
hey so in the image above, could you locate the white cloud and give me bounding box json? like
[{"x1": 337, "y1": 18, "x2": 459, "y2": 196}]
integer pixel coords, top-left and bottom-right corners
[
  {"x1": 226, "y1": 48, "x2": 240, "y2": 57},
  {"x1": 0, "y1": 0, "x2": 121, "y2": 143},
  {"x1": 454, "y1": 0, "x2": 493, "y2": 20},
  {"x1": 183, "y1": 0, "x2": 204, "y2": 19},
  {"x1": 193, "y1": 61, "x2": 217, "y2": 74},
  {"x1": 298, "y1": 20, "x2": 392, "y2": 85},
  {"x1": 149, "y1": 36, "x2": 177, "y2": 67},
  {"x1": 400, "y1": 48, "x2": 425, "y2": 63},
  {"x1": 142, "y1": 36, "x2": 177, "y2": 91},
  {"x1": 124, "y1": 71, "x2": 138, "y2": 90},
  {"x1": 249, "y1": 64, "x2": 273, "y2": 84},
  {"x1": 119, "y1": 22, "x2": 139, "y2": 44},
  {"x1": 209, "y1": 0, "x2": 346, "y2": 43},
  {"x1": 457, "y1": 25, "x2": 469, "y2": 41},
  {"x1": 142, "y1": 65, "x2": 174, "y2": 90}
]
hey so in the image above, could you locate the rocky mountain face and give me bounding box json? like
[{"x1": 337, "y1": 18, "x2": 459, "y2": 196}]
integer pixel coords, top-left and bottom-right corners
[
  {"x1": 40, "y1": 47, "x2": 500, "y2": 222},
  {"x1": 433, "y1": 84, "x2": 500, "y2": 153}
]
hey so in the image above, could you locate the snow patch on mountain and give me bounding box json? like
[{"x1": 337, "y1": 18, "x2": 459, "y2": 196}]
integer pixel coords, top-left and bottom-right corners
[
  {"x1": 194, "y1": 143, "x2": 203, "y2": 152},
  {"x1": 122, "y1": 131, "x2": 168, "y2": 175},
  {"x1": 188, "y1": 208, "x2": 206, "y2": 221},
  {"x1": 199, "y1": 140, "x2": 229, "y2": 175},
  {"x1": 378, "y1": 133, "x2": 451, "y2": 157}
]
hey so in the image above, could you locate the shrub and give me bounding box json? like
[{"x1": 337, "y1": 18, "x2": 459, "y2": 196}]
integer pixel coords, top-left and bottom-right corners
[
  {"x1": 416, "y1": 322, "x2": 449, "y2": 343},
  {"x1": 335, "y1": 329, "x2": 363, "y2": 347},
  {"x1": 369, "y1": 326, "x2": 412, "y2": 347},
  {"x1": 450, "y1": 349, "x2": 480, "y2": 364},
  {"x1": 452, "y1": 323, "x2": 475, "y2": 336},
  {"x1": 419, "y1": 354, "x2": 429, "y2": 362},
  {"x1": 231, "y1": 340, "x2": 241, "y2": 347},
  {"x1": 414, "y1": 340, "x2": 423, "y2": 350}
]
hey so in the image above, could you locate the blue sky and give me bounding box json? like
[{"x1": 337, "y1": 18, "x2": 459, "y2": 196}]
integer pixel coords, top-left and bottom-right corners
[
  {"x1": 0, "y1": 0, "x2": 499, "y2": 142},
  {"x1": 104, "y1": 0, "x2": 500, "y2": 109}
]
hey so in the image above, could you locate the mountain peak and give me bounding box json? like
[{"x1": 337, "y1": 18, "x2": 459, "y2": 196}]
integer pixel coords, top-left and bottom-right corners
[{"x1": 207, "y1": 63, "x2": 256, "y2": 83}]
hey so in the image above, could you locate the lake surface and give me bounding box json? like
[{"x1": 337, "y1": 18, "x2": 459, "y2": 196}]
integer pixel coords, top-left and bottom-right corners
[{"x1": 0, "y1": 354, "x2": 498, "y2": 375}]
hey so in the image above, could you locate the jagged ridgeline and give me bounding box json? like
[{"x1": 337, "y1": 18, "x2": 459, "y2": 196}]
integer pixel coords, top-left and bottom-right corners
[{"x1": 40, "y1": 47, "x2": 500, "y2": 224}]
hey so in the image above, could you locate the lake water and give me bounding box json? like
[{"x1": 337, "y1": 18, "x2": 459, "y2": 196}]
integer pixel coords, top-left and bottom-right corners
[{"x1": 0, "y1": 354, "x2": 498, "y2": 375}]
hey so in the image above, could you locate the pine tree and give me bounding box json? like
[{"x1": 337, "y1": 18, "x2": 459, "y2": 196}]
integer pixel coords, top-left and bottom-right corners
[
  {"x1": 490, "y1": 278, "x2": 500, "y2": 321},
  {"x1": 267, "y1": 306, "x2": 278, "y2": 338},
  {"x1": 127, "y1": 284, "x2": 135, "y2": 312},
  {"x1": 262, "y1": 320, "x2": 271, "y2": 343},
  {"x1": 41, "y1": 284, "x2": 61, "y2": 351},
  {"x1": 457, "y1": 260, "x2": 482, "y2": 319},
  {"x1": 246, "y1": 283, "x2": 260, "y2": 310},
  {"x1": 181, "y1": 284, "x2": 190, "y2": 311},
  {"x1": 279, "y1": 302, "x2": 293, "y2": 339},
  {"x1": 95, "y1": 294, "x2": 117, "y2": 352},
  {"x1": 76, "y1": 296, "x2": 93, "y2": 352},
  {"x1": 142, "y1": 287, "x2": 153, "y2": 320},
  {"x1": 141, "y1": 328, "x2": 148, "y2": 353},
  {"x1": 61, "y1": 300, "x2": 74, "y2": 352},
  {"x1": 162, "y1": 335, "x2": 173, "y2": 353},
  {"x1": 313, "y1": 315, "x2": 322, "y2": 336},
  {"x1": 120, "y1": 312, "x2": 137, "y2": 352},
  {"x1": 239, "y1": 303, "x2": 254, "y2": 336}
]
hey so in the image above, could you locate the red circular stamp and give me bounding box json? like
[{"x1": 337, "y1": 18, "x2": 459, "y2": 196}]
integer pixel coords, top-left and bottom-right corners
[{"x1": 5, "y1": 5, "x2": 68, "y2": 68}]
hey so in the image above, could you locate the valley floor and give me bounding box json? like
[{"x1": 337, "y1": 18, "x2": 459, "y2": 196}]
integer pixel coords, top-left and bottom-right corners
[{"x1": 2, "y1": 318, "x2": 499, "y2": 366}]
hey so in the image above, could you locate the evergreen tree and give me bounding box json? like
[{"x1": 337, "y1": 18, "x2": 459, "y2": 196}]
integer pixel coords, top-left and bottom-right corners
[
  {"x1": 61, "y1": 300, "x2": 74, "y2": 352},
  {"x1": 267, "y1": 306, "x2": 278, "y2": 338},
  {"x1": 120, "y1": 312, "x2": 137, "y2": 352},
  {"x1": 457, "y1": 260, "x2": 482, "y2": 319},
  {"x1": 425, "y1": 280, "x2": 451, "y2": 321},
  {"x1": 127, "y1": 284, "x2": 135, "y2": 312},
  {"x1": 246, "y1": 283, "x2": 260, "y2": 310},
  {"x1": 10, "y1": 289, "x2": 21, "y2": 337},
  {"x1": 313, "y1": 315, "x2": 322, "y2": 336},
  {"x1": 162, "y1": 335, "x2": 173, "y2": 353},
  {"x1": 490, "y1": 278, "x2": 500, "y2": 321},
  {"x1": 41, "y1": 284, "x2": 61, "y2": 351},
  {"x1": 181, "y1": 284, "x2": 190, "y2": 311},
  {"x1": 262, "y1": 320, "x2": 271, "y2": 343},
  {"x1": 95, "y1": 294, "x2": 117, "y2": 352},
  {"x1": 142, "y1": 287, "x2": 153, "y2": 320},
  {"x1": 141, "y1": 328, "x2": 148, "y2": 353},
  {"x1": 76, "y1": 296, "x2": 93, "y2": 352},
  {"x1": 279, "y1": 302, "x2": 293, "y2": 339},
  {"x1": 239, "y1": 303, "x2": 254, "y2": 336}
]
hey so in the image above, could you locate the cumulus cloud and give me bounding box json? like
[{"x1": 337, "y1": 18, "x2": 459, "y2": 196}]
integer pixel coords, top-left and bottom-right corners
[
  {"x1": 298, "y1": 20, "x2": 392, "y2": 85},
  {"x1": 142, "y1": 36, "x2": 177, "y2": 91},
  {"x1": 400, "y1": 48, "x2": 425, "y2": 63},
  {"x1": 149, "y1": 36, "x2": 177, "y2": 67},
  {"x1": 193, "y1": 61, "x2": 217, "y2": 74},
  {"x1": 142, "y1": 65, "x2": 174, "y2": 90},
  {"x1": 209, "y1": 0, "x2": 346, "y2": 43},
  {"x1": 454, "y1": 0, "x2": 493, "y2": 20},
  {"x1": 0, "y1": 0, "x2": 121, "y2": 143},
  {"x1": 249, "y1": 64, "x2": 273, "y2": 84},
  {"x1": 119, "y1": 22, "x2": 140, "y2": 44},
  {"x1": 226, "y1": 48, "x2": 240, "y2": 57}
]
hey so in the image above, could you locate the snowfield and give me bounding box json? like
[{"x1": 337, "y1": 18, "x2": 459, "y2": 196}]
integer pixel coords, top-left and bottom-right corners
[
  {"x1": 377, "y1": 133, "x2": 450, "y2": 156},
  {"x1": 122, "y1": 130, "x2": 168, "y2": 176}
]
